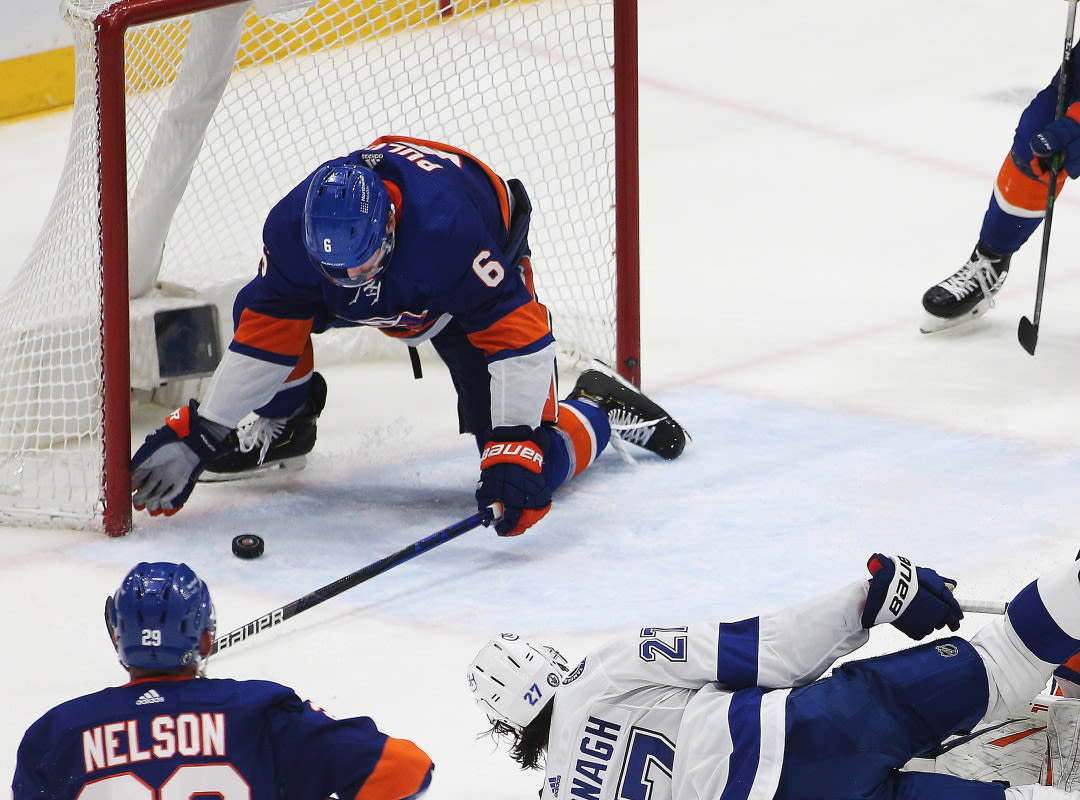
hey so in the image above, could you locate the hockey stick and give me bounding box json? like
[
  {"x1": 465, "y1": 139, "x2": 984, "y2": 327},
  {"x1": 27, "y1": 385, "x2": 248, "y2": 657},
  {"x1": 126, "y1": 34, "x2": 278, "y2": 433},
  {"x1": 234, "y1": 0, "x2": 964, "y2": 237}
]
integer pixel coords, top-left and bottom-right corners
[
  {"x1": 209, "y1": 504, "x2": 502, "y2": 655},
  {"x1": 1018, "y1": 0, "x2": 1079, "y2": 355}
]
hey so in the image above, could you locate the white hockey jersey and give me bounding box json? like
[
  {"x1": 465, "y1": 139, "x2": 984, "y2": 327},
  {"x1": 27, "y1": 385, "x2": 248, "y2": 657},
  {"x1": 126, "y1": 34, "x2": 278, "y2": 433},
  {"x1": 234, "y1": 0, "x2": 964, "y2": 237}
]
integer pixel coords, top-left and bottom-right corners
[{"x1": 540, "y1": 581, "x2": 872, "y2": 800}]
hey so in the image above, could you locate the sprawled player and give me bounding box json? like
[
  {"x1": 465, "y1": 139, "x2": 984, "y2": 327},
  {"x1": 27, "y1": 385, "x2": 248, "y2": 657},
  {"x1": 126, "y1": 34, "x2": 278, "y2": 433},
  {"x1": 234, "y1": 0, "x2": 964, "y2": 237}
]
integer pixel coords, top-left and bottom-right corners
[
  {"x1": 469, "y1": 553, "x2": 1080, "y2": 800},
  {"x1": 129, "y1": 136, "x2": 687, "y2": 535},
  {"x1": 922, "y1": 57, "x2": 1080, "y2": 332},
  {"x1": 13, "y1": 561, "x2": 433, "y2": 800}
]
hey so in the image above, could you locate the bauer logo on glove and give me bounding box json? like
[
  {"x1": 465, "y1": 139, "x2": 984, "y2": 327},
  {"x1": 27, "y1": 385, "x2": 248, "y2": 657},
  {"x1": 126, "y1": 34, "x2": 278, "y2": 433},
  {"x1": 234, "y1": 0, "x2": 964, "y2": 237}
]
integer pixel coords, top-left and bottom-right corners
[
  {"x1": 480, "y1": 441, "x2": 544, "y2": 471},
  {"x1": 863, "y1": 553, "x2": 964, "y2": 641}
]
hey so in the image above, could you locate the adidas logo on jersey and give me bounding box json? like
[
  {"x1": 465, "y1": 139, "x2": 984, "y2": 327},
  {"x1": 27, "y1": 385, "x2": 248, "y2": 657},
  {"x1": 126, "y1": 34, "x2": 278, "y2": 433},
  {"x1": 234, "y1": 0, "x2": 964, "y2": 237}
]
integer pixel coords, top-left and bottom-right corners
[
  {"x1": 136, "y1": 689, "x2": 165, "y2": 705},
  {"x1": 548, "y1": 777, "x2": 561, "y2": 796}
]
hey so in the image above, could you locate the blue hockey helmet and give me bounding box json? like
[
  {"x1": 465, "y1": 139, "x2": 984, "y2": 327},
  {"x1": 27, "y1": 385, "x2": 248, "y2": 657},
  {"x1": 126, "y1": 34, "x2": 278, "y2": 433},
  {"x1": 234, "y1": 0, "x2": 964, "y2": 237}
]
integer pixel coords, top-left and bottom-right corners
[
  {"x1": 107, "y1": 562, "x2": 216, "y2": 670},
  {"x1": 302, "y1": 162, "x2": 395, "y2": 288}
]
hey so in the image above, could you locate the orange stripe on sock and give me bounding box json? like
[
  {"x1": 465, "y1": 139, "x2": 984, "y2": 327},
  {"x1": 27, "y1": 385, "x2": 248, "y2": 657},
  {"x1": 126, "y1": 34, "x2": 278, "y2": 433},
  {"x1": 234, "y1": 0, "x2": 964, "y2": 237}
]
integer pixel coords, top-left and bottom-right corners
[
  {"x1": 995, "y1": 154, "x2": 1065, "y2": 213},
  {"x1": 556, "y1": 402, "x2": 598, "y2": 478},
  {"x1": 353, "y1": 737, "x2": 433, "y2": 800},
  {"x1": 1062, "y1": 650, "x2": 1080, "y2": 676}
]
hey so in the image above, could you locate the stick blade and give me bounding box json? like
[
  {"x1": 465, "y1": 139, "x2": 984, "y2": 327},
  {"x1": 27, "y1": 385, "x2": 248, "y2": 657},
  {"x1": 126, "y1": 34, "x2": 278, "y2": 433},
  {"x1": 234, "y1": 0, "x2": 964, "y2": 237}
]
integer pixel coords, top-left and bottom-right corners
[{"x1": 1018, "y1": 316, "x2": 1039, "y2": 355}]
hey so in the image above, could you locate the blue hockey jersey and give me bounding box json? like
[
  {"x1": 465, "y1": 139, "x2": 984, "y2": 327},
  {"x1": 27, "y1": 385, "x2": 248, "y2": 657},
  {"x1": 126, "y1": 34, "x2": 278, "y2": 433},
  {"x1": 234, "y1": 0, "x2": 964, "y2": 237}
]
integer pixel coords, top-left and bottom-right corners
[
  {"x1": 199, "y1": 136, "x2": 556, "y2": 430},
  {"x1": 12, "y1": 674, "x2": 433, "y2": 800}
]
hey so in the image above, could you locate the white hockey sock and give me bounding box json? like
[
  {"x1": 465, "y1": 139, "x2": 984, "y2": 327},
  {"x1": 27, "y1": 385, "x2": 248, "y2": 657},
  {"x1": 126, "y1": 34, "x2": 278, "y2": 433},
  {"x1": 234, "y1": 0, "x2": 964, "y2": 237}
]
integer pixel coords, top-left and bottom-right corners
[
  {"x1": 1009, "y1": 563, "x2": 1080, "y2": 666},
  {"x1": 971, "y1": 621, "x2": 1056, "y2": 721},
  {"x1": 971, "y1": 562, "x2": 1080, "y2": 721}
]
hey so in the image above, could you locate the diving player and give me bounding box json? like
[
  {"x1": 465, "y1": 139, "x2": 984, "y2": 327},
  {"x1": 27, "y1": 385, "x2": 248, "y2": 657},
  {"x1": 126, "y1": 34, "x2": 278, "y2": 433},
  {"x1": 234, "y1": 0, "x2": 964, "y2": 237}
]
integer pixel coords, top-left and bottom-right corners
[
  {"x1": 129, "y1": 137, "x2": 688, "y2": 535},
  {"x1": 469, "y1": 553, "x2": 1080, "y2": 800}
]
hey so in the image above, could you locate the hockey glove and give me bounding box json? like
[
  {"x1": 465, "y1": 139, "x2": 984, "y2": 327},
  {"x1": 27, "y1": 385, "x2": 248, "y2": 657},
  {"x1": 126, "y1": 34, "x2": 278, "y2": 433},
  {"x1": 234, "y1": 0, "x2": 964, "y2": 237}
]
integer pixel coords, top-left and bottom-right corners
[
  {"x1": 1031, "y1": 102, "x2": 1080, "y2": 179},
  {"x1": 476, "y1": 425, "x2": 552, "y2": 536},
  {"x1": 862, "y1": 553, "x2": 963, "y2": 640},
  {"x1": 131, "y1": 401, "x2": 233, "y2": 516}
]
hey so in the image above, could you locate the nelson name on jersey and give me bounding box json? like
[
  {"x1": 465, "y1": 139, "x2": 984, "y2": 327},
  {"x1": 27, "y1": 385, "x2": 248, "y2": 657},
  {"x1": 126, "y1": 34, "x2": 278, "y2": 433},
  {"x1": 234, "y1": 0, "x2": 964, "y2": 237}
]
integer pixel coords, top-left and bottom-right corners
[{"x1": 82, "y1": 711, "x2": 225, "y2": 773}]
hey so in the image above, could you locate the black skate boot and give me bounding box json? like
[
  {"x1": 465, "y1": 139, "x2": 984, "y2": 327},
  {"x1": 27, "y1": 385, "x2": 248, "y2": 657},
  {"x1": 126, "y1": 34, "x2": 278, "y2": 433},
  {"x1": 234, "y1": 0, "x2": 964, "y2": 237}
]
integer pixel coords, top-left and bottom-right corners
[
  {"x1": 201, "y1": 372, "x2": 327, "y2": 480},
  {"x1": 568, "y1": 364, "x2": 688, "y2": 460},
  {"x1": 920, "y1": 243, "x2": 1011, "y2": 333}
]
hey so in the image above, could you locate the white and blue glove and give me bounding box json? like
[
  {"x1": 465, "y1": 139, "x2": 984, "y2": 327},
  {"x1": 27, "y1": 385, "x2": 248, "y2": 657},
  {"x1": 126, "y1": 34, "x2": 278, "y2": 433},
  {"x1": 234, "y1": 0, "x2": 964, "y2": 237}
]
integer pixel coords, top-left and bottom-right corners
[
  {"x1": 862, "y1": 553, "x2": 963, "y2": 641},
  {"x1": 131, "y1": 401, "x2": 233, "y2": 516}
]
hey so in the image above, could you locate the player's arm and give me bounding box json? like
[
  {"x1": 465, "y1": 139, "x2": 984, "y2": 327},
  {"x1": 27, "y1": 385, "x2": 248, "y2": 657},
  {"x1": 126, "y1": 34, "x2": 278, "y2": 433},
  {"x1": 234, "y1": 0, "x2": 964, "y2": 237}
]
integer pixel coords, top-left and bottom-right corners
[
  {"x1": 131, "y1": 261, "x2": 318, "y2": 516},
  {"x1": 276, "y1": 695, "x2": 433, "y2": 800},
  {"x1": 12, "y1": 718, "x2": 54, "y2": 800},
  {"x1": 455, "y1": 240, "x2": 557, "y2": 536},
  {"x1": 599, "y1": 581, "x2": 871, "y2": 693},
  {"x1": 603, "y1": 556, "x2": 962, "y2": 693}
]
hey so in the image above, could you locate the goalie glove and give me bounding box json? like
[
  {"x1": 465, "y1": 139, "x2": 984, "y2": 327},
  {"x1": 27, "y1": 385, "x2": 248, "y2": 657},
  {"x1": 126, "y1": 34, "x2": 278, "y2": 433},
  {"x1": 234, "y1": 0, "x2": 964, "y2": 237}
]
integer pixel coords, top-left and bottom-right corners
[
  {"x1": 475, "y1": 426, "x2": 552, "y2": 536},
  {"x1": 862, "y1": 553, "x2": 963, "y2": 640},
  {"x1": 131, "y1": 401, "x2": 233, "y2": 516}
]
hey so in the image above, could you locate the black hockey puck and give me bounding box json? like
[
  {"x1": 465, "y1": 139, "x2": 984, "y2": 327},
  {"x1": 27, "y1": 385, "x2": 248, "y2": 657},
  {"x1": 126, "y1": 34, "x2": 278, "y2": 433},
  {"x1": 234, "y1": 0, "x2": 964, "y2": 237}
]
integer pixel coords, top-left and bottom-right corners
[{"x1": 231, "y1": 534, "x2": 265, "y2": 559}]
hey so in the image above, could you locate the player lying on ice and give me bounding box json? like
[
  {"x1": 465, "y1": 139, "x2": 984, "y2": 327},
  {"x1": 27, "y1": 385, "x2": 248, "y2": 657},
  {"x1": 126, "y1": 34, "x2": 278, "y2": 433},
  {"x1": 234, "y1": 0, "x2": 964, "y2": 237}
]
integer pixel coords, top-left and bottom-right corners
[
  {"x1": 13, "y1": 561, "x2": 434, "y2": 800},
  {"x1": 129, "y1": 136, "x2": 688, "y2": 535},
  {"x1": 468, "y1": 553, "x2": 1080, "y2": 800}
]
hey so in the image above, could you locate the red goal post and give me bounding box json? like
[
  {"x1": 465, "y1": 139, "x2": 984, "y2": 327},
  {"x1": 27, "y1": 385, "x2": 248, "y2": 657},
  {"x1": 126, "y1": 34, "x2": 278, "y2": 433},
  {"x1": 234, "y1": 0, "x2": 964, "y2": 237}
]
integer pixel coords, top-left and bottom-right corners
[{"x1": 0, "y1": 0, "x2": 640, "y2": 535}]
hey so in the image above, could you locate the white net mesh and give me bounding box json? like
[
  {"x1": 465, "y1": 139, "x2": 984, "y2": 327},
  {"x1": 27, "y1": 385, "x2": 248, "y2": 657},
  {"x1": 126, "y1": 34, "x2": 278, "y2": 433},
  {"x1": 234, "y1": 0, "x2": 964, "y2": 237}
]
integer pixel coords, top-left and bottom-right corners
[{"x1": 0, "y1": 0, "x2": 625, "y2": 531}]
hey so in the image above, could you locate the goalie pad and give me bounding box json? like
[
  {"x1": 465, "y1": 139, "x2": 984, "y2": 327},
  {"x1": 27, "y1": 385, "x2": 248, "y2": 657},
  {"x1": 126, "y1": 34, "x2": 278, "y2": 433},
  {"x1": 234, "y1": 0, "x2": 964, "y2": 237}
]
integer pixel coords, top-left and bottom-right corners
[
  {"x1": 904, "y1": 695, "x2": 1054, "y2": 787},
  {"x1": 1044, "y1": 697, "x2": 1080, "y2": 789}
]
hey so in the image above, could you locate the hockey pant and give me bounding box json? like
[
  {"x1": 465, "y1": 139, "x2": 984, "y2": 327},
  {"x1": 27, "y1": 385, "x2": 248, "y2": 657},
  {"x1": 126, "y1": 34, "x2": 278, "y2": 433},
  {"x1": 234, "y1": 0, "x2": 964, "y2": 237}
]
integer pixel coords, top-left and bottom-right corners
[
  {"x1": 775, "y1": 560, "x2": 1080, "y2": 800},
  {"x1": 980, "y1": 56, "x2": 1080, "y2": 256},
  {"x1": 430, "y1": 319, "x2": 611, "y2": 492}
]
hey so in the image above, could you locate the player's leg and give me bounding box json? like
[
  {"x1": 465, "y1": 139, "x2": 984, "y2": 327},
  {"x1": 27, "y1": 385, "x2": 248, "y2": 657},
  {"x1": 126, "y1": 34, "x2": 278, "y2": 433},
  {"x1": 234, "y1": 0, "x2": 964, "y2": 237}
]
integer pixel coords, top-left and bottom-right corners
[
  {"x1": 201, "y1": 360, "x2": 325, "y2": 477},
  {"x1": 565, "y1": 364, "x2": 688, "y2": 460},
  {"x1": 970, "y1": 559, "x2": 1080, "y2": 723},
  {"x1": 202, "y1": 280, "x2": 326, "y2": 477},
  {"x1": 777, "y1": 637, "x2": 994, "y2": 800},
  {"x1": 921, "y1": 59, "x2": 1080, "y2": 332},
  {"x1": 778, "y1": 559, "x2": 1080, "y2": 800},
  {"x1": 542, "y1": 397, "x2": 611, "y2": 492},
  {"x1": 873, "y1": 770, "x2": 1007, "y2": 800}
]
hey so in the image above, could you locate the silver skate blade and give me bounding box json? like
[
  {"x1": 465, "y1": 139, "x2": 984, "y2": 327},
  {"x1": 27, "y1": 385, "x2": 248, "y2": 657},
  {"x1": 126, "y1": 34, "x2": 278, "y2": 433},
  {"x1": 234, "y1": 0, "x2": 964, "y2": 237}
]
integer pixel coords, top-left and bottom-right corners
[
  {"x1": 918, "y1": 299, "x2": 993, "y2": 334},
  {"x1": 199, "y1": 455, "x2": 307, "y2": 483}
]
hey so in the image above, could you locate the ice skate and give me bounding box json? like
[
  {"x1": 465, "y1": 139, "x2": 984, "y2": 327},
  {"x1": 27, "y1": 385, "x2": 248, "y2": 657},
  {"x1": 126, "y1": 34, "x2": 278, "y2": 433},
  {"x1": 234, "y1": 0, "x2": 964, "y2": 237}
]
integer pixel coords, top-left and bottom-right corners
[
  {"x1": 920, "y1": 244, "x2": 1011, "y2": 333},
  {"x1": 201, "y1": 372, "x2": 327, "y2": 481},
  {"x1": 568, "y1": 363, "x2": 688, "y2": 460}
]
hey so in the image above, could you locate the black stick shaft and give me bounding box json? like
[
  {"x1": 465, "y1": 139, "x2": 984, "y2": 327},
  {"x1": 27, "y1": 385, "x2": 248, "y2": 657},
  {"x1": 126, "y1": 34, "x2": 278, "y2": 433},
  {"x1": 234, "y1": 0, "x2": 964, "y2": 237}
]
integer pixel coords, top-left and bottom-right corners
[
  {"x1": 210, "y1": 507, "x2": 495, "y2": 654},
  {"x1": 1018, "y1": 0, "x2": 1079, "y2": 354}
]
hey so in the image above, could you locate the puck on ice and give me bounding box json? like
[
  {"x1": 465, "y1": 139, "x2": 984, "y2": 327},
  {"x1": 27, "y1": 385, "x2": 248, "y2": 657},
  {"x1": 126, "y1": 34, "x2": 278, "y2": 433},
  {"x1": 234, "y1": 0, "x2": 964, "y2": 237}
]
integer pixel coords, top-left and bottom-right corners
[{"x1": 232, "y1": 534, "x2": 265, "y2": 559}]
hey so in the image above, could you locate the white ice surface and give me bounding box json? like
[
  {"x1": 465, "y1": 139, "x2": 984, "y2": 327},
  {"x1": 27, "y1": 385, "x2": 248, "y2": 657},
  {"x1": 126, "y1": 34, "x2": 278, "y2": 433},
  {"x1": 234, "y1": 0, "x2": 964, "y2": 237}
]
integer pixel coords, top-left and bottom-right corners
[{"x1": 4, "y1": 1, "x2": 1080, "y2": 797}]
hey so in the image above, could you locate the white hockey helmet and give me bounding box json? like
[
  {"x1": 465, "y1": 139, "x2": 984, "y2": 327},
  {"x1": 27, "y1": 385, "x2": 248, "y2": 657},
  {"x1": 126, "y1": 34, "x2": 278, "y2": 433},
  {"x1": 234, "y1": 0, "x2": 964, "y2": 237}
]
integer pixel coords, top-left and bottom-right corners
[{"x1": 467, "y1": 633, "x2": 569, "y2": 730}]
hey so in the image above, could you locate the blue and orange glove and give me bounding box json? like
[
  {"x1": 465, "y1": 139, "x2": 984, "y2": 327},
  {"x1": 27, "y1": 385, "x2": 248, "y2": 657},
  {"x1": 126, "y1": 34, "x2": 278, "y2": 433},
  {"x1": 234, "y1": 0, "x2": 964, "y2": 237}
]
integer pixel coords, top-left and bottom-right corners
[
  {"x1": 862, "y1": 553, "x2": 964, "y2": 640},
  {"x1": 476, "y1": 426, "x2": 552, "y2": 536},
  {"x1": 1031, "y1": 102, "x2": 1080, "y2": 179},
  {"x1": 131, "y1": 401, "x2": 233, "y2": 516}
]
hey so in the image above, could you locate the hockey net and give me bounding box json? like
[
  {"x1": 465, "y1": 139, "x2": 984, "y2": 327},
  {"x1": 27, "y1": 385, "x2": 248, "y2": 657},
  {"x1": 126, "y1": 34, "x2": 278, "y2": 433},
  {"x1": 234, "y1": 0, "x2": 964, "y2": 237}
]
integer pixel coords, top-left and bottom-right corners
[{"x1": 0, "y1": 0, "x2": 639, "y2": 534}]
